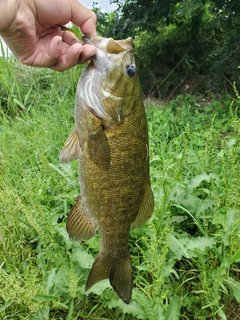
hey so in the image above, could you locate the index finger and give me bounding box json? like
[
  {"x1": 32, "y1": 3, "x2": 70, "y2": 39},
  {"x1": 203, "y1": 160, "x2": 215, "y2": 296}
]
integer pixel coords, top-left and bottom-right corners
[{"x1": 71, "y1": 2, "x2": 97, "y2": 36}]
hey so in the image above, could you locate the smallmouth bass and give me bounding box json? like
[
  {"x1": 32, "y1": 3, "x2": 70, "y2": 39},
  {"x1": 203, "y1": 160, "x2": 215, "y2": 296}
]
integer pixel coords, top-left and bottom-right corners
[{"x1": 60, "y1": 36, "x2": 154, "y2": 304}]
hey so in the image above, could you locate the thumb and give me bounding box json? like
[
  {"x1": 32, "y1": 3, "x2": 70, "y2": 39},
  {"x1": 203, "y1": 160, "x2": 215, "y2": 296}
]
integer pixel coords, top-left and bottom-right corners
[{"x1": 71, "y1": 1, "x2": 97, "y2": 36}]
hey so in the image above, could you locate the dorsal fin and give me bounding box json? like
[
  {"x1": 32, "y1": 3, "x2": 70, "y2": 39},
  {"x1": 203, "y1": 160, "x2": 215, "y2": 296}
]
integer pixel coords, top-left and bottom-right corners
[{"x1": 59, "y1": 128, "x2": 82, "y2": 163}]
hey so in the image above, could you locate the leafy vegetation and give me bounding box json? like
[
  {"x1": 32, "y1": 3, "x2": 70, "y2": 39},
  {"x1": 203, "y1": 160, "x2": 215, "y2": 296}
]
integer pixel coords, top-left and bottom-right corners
[
  {"x1": 94, "y1": 0, "x2": 240, "y2": 98},
  {"x1": 1, "y1": 50, "x2": 240, "y2": 319}
]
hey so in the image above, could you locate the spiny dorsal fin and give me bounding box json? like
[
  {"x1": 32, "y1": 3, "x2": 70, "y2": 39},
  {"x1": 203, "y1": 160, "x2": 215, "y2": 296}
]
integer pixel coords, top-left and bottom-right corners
[
  {"x1": 131, "y1": 183, "x2": 154, "y2": 228},
  {"x1": 67, "y1": 195, "x2": 96, "y2": 241},
  {"x1": 59, "y1": 128, "x2": 82, "y2": 163}
]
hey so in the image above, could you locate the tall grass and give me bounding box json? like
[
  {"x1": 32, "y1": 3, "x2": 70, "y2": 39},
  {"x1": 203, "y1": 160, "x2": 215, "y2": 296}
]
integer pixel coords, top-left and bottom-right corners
[{"x1": 0, "y1": 48, "x2": 240, "y2": 319}]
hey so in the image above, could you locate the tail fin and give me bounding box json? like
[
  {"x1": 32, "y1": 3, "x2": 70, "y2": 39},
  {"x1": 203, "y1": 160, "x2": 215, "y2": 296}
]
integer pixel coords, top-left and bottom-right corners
[{"x1": 85, "y1": 254, "x2": 133, "y2": 304}]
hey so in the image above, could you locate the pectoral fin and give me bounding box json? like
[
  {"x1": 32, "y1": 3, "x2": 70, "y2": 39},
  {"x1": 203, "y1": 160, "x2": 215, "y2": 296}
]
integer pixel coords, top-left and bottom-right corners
[
  {"x1": 87, "y1": 125, "x2": 111, "y2": 169},
  {"x1": 59, "y1": 128, "x2": 82, "y2": 163},
  {"x1": 131, "y1": 183, "x2": 154, "y2": 228},
  {"x1": 67, "y1": 195, "x2": 96, "y2": 241}
]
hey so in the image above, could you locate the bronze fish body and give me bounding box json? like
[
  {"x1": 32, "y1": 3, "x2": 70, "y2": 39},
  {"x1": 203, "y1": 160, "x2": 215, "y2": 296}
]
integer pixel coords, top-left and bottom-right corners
[{"x1": 60, "y1": 36, "x2": 154, "y2": 304}]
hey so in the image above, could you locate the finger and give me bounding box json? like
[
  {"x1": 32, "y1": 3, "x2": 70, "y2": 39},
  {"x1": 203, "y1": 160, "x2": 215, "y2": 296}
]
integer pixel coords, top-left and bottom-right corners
[
  {"x1": 48, "y1": 35, "x2": 63, "y2": 60},
  {"x1": 38, "y1": 35, "x2": 63, "y2": 67},
  {"x1": 51, "y1": 42, "x2": 84, "y2": 71},
  {"x1": 71, "y1": 3, "x2": 97, "y2": 36},
  {"x1": 51, "y1": 43, "x2": 96, "y2": 71},
  {"x1": 61, "y1": 30, "x2": 81, "y2": 45},
  {"x1": 23, "y1": 35, "x2": 63, "y2": 68},
  {"x1": 61, "y1": 28, "x2": 97, "y2": 59},
  {"x1": 78, "y1": 44, "x2": 96, "y2": 64}
]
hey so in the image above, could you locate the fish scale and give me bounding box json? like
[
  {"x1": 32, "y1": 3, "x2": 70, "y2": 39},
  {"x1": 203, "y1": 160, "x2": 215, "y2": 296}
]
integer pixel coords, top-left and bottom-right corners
[{"x1": 60, "y1": 36, "x2": 154, "y2": 304}]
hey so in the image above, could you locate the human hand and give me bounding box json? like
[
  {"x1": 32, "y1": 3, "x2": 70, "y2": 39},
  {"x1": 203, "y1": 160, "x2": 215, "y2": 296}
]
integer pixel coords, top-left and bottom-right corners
[{"x1": 0, "y1": 0, "x2": 97, "y2": 71}]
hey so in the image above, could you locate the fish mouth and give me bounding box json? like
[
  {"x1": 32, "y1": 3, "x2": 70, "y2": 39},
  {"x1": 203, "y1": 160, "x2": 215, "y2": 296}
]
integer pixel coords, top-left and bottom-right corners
[
  {"x1": 82, "y1": 34, "x2": 92, "y2": 45},
  {"x1": 82, "y1": 35, "x2": 97, "y2": 63}
]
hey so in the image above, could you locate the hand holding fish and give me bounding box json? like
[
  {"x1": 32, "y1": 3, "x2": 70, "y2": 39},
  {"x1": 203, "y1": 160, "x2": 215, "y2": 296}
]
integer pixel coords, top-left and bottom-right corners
[{"x1": 0, "y1": 0, "x2": 97, "y2": 71}]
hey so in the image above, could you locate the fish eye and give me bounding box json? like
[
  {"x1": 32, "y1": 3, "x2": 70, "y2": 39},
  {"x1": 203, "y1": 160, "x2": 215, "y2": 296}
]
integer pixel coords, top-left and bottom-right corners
[{"x1": 126, "y1": 65, "x2": 136, "y2": 77}]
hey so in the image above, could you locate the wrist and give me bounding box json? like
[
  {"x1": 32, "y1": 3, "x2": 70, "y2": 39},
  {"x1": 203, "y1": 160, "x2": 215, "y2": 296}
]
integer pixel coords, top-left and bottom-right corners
[{"x1": 0, "y1": 0, "x2": 20, "y2": 33}]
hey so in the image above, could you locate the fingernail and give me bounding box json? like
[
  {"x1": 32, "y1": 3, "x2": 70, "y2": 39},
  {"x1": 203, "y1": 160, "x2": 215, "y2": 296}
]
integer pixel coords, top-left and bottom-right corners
[{"x1": 57, "y1": 39, "x2": 61, "y2": 49}]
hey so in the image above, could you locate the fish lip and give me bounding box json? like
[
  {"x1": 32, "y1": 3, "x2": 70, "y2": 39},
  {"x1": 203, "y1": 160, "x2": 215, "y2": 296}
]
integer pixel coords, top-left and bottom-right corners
[
  {"x1": 82, "y1": 35, "x2": 98, "y2": 61},
  {"x1": 82, "y1": 35, "x2": 93, "y2": 45}
]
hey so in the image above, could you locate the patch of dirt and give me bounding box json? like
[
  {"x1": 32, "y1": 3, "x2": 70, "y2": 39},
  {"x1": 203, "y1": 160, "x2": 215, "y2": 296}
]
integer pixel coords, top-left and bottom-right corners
[{"x1": 224, "y1": 300, "x2": 240, "y2": 320}]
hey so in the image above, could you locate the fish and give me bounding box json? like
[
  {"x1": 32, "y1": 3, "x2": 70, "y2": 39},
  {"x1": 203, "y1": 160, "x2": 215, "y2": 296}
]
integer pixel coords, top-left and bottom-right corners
[{"x1": 60, "y1": 36, "x2": 154, "y2": 304}]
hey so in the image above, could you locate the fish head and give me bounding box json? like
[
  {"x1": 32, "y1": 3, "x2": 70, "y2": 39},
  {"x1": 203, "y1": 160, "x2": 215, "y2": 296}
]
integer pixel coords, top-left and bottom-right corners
[
  {"x1": 83, "y1": 35, "x2": 135, "y2": 73},
  {"x1": 80, "y1": 36, "x2": 142, "y2": 124}
]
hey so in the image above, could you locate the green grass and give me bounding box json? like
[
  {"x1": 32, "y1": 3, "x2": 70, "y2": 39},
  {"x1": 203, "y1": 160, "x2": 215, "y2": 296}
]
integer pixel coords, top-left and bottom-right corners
[{"x1": 1, "y1": 51, "x2": 240, "y2": 319}]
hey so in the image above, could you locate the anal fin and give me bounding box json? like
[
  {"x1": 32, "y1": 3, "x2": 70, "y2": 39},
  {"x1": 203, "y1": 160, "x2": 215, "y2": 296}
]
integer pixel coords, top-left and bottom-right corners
[
  {"x1": 131, "y1": 183, "x2": 154, "y2": 228},
  {"x1": 67, "y1": 195, "x2": 96, "y2": 241}
]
